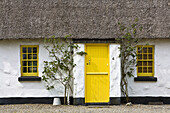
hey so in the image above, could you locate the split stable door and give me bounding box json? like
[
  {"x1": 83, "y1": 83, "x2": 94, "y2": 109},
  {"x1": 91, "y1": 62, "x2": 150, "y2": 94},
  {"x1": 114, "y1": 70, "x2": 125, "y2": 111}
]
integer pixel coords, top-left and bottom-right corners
[{"x1": 85, "y1": 44, "x2": 109, "y2": 103}]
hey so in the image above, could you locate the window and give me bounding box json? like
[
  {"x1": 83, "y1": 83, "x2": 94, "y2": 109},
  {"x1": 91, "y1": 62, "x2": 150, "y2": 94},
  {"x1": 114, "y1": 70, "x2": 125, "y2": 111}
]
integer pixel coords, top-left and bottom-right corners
[
  {"x1": 20, "y1": 45, "x2": 39, "y2": 76},
  {"x1": 137, "y1": 45, "x2": 154, "y2": 77}
]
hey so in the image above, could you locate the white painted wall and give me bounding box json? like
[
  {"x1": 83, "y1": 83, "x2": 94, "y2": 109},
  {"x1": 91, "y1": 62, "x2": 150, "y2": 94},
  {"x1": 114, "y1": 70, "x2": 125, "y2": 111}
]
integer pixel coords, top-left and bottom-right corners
[
  {"x1": 73, "y1": 44, "x2": 85, "y2": 98},
  {"x1": 0, "y1": 39, "x2": 64, "y2": 97},
  {"x1": 73, "y1": 44, "x2": 121, "y2": 98},
  {"x1": 128, "y1": 39, "x2": 170, "y2": 97},
  {"x1": 2, "y1": 38, "x2": 170, "y2": 98},
  {"x1": 109, "y1": 44, "x2": 121, "y2": 97}
]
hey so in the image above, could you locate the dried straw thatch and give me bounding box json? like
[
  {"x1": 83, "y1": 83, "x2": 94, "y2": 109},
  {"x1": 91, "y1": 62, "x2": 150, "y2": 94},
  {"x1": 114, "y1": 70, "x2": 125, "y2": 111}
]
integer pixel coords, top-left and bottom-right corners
[{"x1": 0, "y1": 0, "x2": 169, "y2": 39}]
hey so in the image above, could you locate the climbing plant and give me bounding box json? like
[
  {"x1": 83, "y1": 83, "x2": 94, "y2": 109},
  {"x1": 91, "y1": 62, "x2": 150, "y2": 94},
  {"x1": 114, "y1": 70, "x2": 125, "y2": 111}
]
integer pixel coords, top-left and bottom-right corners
[
  {"x1": 116, "y1": 18, "x2": 143, "y2": 102},
  {"x1": 42, "y1": 35, "x2": 86, "y2": 105}
]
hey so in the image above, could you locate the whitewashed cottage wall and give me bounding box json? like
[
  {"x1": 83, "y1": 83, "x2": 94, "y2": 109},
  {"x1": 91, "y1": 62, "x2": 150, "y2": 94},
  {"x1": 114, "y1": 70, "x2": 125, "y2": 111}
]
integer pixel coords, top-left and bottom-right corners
[
  {"x1": 128, "y1": 39, "x2": 170, "y2": 97},
  {"x1": 0, "y1": 39, "x2": 65, "y2": 97},
  {"x1": 1, "y1": 39, "x2": 170, "y2": 99}
]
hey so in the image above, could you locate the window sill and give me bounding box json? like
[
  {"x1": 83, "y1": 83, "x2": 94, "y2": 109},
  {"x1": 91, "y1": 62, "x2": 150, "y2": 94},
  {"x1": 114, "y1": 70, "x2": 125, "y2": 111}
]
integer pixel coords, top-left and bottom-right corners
[
  {"x1": 134, "y1": 76, "x2": 157, "y2": 82},
  {"x1": 18, "y1": 76, "x2": 41, "y2": 81}
]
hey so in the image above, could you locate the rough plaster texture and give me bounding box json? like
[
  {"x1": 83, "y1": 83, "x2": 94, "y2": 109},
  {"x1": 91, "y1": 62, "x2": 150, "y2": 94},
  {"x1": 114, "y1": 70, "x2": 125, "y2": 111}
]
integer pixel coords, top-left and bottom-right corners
[
  {"x1": 0, "y1": 39, "x2": 65, "y2": 97},
  {"x1": 128, "y1": 39, "x2": 170, "y2": 97},
  {"x1": 73, "y1": 44, "x2": 85, "y2": 98},
  {"x1": 109, "y1": 44, "x2": 121, "y2": 97},
  {"x1": 0, "y1": 0, "x2": 169, "y2": 39},
  {"x1": 2, "y1": 39, "x2": 170, "y2": 98},
  {"x1": 73, "y1": 44, "x2": 121, "y2": 98}
]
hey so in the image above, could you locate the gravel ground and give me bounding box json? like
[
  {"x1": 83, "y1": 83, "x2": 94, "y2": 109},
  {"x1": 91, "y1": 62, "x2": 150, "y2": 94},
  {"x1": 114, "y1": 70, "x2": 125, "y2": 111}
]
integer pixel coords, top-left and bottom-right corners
[{"x1": 1, "y1": 104, "x2": 170, "y2": 113}]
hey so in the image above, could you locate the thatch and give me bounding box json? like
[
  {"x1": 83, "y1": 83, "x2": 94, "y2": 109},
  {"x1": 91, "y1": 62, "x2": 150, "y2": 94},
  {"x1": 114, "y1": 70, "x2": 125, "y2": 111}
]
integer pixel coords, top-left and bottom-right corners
[{"x1": 0, "y1": 0, "x2": 169, "y2": 39}]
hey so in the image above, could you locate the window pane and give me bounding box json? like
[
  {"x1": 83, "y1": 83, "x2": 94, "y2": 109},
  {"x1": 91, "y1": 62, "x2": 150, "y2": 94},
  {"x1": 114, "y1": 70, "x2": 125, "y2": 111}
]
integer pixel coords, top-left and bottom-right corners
[
  {"x1": 138, "y1": 54, "x2": 142, "y2": 59},
  {"x1": 143, "y1": 61, "x2": 147, "y2": 66},
  {"x1": 28, "y1": 67, "x2": 32, "y2": 73},
  {"x1": 143, "y1": 47, "x2": 147, "y2": 53},
  {"x1": 28, "y1": 61, "x2": 32, "y2": 66},
  {"x1": 28, "y1": 54, "x2": 32, "y2": 59},
  {"x1": 143, "y1": 67, "x2": 147, "y2": 73},
  {"x1": 33, "y1": 61, "x2": 37, "y2": 66},
  {"x1": 148, "y1": 61, "x2": 152, "y2": 66},
  {"x1": 28, "y1": 47, "x2": 32, "y2": 53},
  {"x1": 138, "y1": 47, "x2": 142, "y2": 53},
  {"x1": 33, "y1": 54, "x2": 37, "y2": 59},
  {"x1": 23, "y1": 47, "x2": 27, "y2": 53},
  {"x1": 138, "y1": 67, "x2": 142, "y2": 73},
  {"x1": 148, "y1": 67, "x2": 152, "y2": 73},
  {"x1": 143, "y1": 54, "x2": 147, "y2": 59},
  {"x1": 33, "y1": 47, "x2": 37, "y2": 53},
  {"x1": 23, "y1": 67, "x2": 27, "y2": 73},
  {"x1": 23, "y1": 54, "x2": 27, "y2": 59},
  {"x1": 148, "y1": 54, "x2": 152, "y2": 59},
  {"x1": 33, "y1": 67, "x2": 37, "y2": 72},
  {"x1": 148, "y1": 48, "x2": 152, "y2": 53},
  {"x1": 138, "y1": 61, "x2": 142, "y2": 66},
  {"x1": 23, "y1": 61, "x2": 27, "y2": 66}
]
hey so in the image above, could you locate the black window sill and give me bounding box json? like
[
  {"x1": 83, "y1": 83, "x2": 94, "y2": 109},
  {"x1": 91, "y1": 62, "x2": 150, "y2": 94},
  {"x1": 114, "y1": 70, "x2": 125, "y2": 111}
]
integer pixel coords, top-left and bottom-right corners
[
  {"x1": 134, "y1": 76, "x2": 157, "y2": 82},
  {"x1": 18, "y1": 76, "x2": 41, "y2": 81}
]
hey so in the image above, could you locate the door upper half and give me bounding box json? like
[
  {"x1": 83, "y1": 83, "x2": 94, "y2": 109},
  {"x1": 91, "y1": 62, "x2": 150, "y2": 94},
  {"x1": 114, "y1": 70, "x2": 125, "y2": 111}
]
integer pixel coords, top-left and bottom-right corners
[{"x1": 86, "y1": 44, "x2": 109, "y2": 73}]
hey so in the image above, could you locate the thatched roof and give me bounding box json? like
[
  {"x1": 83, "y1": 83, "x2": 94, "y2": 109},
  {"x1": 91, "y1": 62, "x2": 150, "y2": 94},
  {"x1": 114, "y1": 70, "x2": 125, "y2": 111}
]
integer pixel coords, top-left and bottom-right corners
[{"x1": 0, "y1": 0, "x2": 169, "y2": 39}]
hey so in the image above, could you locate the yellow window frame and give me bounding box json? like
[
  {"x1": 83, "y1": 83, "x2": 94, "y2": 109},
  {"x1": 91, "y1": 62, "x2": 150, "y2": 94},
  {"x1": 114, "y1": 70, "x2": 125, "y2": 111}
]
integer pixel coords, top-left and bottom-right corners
[
  {"x1": 137, "y1": 45, "x2": 154, "y2": 77},
  {"x1": 20, "y1": 45, "x2": 39, "y2": 76}
]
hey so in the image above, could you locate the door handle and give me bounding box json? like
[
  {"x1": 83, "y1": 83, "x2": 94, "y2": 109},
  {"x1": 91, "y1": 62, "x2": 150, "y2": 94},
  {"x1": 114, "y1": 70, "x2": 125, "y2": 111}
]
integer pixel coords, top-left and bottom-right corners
[{"x1": 89, "y1": 60, "x2": 90, "y2": 65}]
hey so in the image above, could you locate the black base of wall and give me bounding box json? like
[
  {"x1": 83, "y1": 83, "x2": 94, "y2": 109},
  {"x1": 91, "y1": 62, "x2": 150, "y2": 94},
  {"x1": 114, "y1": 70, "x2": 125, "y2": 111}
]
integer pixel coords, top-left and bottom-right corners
[
  {"x1": 73, "y1": 97, "x2": 121, "y2": 105},
  {"x1": 110, "y1": 97, "x2": 121, "y2": 105},
  {"x1": 73, "y1": 98, "x2": 85, "y2": 105},
  {"x1": 2, "y1": 97, "x2": 170, "y2": 105},
  {"x1": 121, "y1": 97, "x2": 170, "y2": 104},
  {"x1": 0, "y1": 97, "x2": 73, "y2": 105}
]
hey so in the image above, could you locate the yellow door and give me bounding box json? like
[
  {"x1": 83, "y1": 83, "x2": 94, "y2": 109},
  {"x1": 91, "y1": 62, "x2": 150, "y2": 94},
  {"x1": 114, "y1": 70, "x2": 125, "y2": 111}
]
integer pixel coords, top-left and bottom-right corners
[{"x1": 85, "y1": 44, "x2": 109, "y2": 103}]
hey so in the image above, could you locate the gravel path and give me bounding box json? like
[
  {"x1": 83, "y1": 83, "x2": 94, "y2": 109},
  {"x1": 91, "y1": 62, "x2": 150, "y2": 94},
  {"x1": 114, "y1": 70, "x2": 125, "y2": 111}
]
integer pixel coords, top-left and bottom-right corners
[{"x1": 1, "y1": 104, "x2": 170, "y2": 113}]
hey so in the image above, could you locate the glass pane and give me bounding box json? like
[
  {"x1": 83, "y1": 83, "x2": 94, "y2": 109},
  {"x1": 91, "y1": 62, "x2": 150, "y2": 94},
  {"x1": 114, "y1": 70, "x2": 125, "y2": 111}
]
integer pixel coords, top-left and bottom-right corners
[
  {"x1": 148, "y1": 61, "x2": 152, "y2": 66},
  {"x1": 148, "y1": 67, "x2": 152, "y2": 73},
  {"x1": 28, "y1": 54, "x2": 32, "y2": 59},
  {"x1": 33, "y1": 54, "x2": 37, "y2": 59},
  {"x1": 33, "y1": 61, "x2": 37, "y2": 66},
  {"x1": 138, "y1": 47, "x2": 142, "y2": 53},
  {"x1": 138, "y1": 67, "x2": 142, "y2": 73},
  {"x1": 22, "y1": 47, "x2": 27, "y2": 53},
  {"x1": 28, "y1": 61, "x2": 32, "y2": 66},
  {"x1": 28, "y1": 47, "x2": 32, "y2": 53},
  {"x1": 148, "y1": 48, "x2": 152, "y2": 53},
  {"x1": 138, "y1": 61, "x2": 142, "y2": 66},
  {"x1": 33, "y1": 47, "x2": 37, "y2": 53},
  {"x1": 23, "y1": 54, "x2": 27, "y2": 59},
  {"x1": 143, "y1": 54, "x2": 147, "y2": 59},
  {"x1": 33, "y1": 67, "x2": 37, "y2": 72},
  {"x1": 148, "y1": 54, "x2": 152, "y2": 59},
  {"x1": 138, "y1": 54, "x2": 142, "y2": 59},
  {"x1": 23, "y1": 67, "x2": 27, "y2": 73},
  {"x1": 143, "y1": 67, "x2": 147, "y2": 73},
  {"x1": 23, "y1": 61, "x2": 27, "y2": 66},
  {"x1": 143, "y1": 47, "x2": 147, "y2": 53},
  {"x1": 28, "y1": 67, "x2": 32, "y2": 73},
  {"x1": 143, "y1": 61, "x2": 147, "y2": 66}
]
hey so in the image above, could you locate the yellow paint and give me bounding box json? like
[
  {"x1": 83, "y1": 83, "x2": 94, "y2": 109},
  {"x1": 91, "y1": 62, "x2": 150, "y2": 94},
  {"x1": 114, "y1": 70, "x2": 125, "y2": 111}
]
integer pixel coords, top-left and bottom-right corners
[
  {"x1": 20, "y1": 45, "x2": 39, "y2": 76},
  {"x1": 85, "y1": 44, "x2": 109, "y2": 103},
  {"x1": 137, "y1": 45, "x2": 154, "y2": 77}
]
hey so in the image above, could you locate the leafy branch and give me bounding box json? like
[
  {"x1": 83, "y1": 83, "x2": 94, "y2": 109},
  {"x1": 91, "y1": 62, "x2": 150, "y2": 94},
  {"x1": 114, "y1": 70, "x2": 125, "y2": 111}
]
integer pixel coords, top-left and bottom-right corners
[{"x1": 42, "y1": 35, "x2": 86, "y2": 105}]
